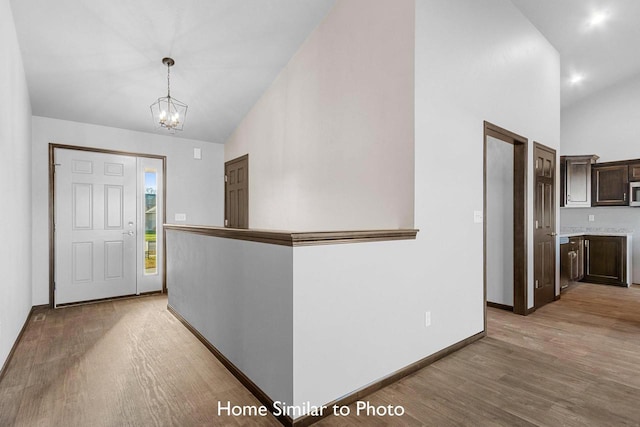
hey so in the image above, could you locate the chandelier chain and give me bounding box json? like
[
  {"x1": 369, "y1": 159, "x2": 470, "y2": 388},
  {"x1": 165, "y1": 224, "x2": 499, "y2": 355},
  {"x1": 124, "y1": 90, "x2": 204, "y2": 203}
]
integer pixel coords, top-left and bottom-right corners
[{"x1": 167, "y1": 63, "x2": 171, "y2": 98}]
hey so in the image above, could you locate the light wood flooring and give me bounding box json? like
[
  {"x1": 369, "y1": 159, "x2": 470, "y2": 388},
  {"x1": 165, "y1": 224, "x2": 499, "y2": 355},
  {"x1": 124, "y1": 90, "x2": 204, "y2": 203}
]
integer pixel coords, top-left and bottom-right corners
[{"x1": 1, "y1": 283, "x2": 639, "y2": 426}]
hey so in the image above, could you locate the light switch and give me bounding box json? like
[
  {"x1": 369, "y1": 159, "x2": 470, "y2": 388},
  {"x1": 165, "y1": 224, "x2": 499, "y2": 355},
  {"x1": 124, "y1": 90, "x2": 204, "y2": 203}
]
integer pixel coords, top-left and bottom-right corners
[
  {"x1": 588, "y1": 215, "x2": 595, "y2": 222},
  {"x1": 193, "y1": 148, "x2": 202, "y2": 160},
  {"x1": 473, "y1": 210, "x2": 483, "y2": 223},
  {"x1": 175, "y1": 213, "x2": 187, "y2": 221}
]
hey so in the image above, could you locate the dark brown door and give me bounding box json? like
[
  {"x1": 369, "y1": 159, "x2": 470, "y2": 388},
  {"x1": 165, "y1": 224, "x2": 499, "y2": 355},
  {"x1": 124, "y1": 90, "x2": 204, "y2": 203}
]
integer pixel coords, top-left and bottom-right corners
[
  {"x1": 225, "y1": 155, "x2": 248, "y2": 229},
  {"x1": 534, "y1": 143, "x2": 556, "y2": 309}
]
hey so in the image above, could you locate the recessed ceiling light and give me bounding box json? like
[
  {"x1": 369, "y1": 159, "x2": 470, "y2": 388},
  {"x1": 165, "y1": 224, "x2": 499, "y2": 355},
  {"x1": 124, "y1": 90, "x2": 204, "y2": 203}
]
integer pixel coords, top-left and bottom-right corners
[
  {"x1": 588, "y1": 10, "x2": 609, "y2": 27},
  {"x1": 569, "y1": 74, "x2": 584, "y2": 85}
]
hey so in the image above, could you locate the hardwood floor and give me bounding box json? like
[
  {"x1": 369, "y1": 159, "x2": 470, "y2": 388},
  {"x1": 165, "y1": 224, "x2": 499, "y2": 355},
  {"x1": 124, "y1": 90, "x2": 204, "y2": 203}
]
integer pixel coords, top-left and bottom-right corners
[
  {"x1": 1, "y1": 283, "x2": 639, "y2": 426},
  {"x1": 315, "y1": 283, "x2": 640, "y2": 426},
  {"x1": 0, "y1": 295, "x2": 280, "y2": 427}
]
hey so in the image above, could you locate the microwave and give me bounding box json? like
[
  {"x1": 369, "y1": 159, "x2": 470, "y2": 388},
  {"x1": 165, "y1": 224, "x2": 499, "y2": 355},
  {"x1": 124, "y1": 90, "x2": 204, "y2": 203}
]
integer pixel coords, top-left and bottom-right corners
[{"x1": 631, "y1": 182, "x2": 640, "y2": 206}]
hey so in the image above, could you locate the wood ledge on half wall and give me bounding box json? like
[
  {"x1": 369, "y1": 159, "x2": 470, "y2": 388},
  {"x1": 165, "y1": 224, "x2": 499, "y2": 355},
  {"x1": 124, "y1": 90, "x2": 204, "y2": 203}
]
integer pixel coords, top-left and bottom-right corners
[{"x1": 163, "y1": 224, "x2": 419, "y2": 247}]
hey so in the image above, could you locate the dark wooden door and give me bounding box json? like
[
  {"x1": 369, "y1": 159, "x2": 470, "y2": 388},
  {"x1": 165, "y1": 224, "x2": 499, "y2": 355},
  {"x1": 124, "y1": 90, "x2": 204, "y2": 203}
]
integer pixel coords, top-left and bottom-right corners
[
  {"x1": 584, "y1": 235, "x2": 627, "y2": 286},
  {"x1": 225, "y1": 155, "x2": 248, "y2": 229},
  {"x1": 592, "y1": 164, "x2": 629, "y2": 206},
  {"x1": 534, "y1": 143, "x2": 556, "y2": 309}
]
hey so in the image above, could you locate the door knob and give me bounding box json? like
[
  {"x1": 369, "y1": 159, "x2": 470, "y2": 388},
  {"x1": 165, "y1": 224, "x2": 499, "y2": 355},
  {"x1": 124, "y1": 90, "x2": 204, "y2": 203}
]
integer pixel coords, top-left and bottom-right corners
[
  {"x1": 547, "y1": 232, "x2": 557, "y2": 236},
  {"x1": 122, "y1": 230, "x2": 134, "y2": 236}
]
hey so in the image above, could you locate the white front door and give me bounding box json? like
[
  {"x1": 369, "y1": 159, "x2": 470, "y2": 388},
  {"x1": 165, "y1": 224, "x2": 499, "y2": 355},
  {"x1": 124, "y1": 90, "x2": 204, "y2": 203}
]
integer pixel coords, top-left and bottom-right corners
[{"x1": 55, "y1": 149, "x2": 138, "y2": 305}]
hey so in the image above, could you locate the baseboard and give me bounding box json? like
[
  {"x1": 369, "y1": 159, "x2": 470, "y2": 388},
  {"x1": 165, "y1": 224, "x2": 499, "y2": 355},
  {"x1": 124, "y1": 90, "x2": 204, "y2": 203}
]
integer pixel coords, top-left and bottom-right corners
[
  {"x1": 526, "y1": 306, "x2": 537, "y2": 315},
  {"x1": 168, "y1": 304, "x2": 485, "y2": 427},
  {"x1": 56, "y1": 291, "x2": 163, "y2": 308},
  {"x1": 486, "y1": 302, "x2": 513, "y2": 311},
  {"x1": 293, "y1": 331, "x2": 486, "y2": 427},
  {"x1": 167, "y1": 305, "x2": 294, "y2": 426},
  {"x1": 0, "y1": 306, "x2": 37, "y2": 384}
]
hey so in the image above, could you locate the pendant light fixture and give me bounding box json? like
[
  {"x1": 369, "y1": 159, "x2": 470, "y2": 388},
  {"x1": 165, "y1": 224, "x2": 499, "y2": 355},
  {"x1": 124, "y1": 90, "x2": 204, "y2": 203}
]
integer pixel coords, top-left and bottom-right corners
[{"x1": 150, "y1": 57, "x2": 188, "y2": 132}]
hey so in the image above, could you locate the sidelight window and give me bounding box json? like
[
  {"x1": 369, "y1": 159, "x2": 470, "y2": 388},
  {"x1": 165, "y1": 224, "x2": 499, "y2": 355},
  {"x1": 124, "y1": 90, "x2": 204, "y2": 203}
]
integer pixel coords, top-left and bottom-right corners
[{"x1": 144, "y1": 170, "x2": 157, "y2": 275}]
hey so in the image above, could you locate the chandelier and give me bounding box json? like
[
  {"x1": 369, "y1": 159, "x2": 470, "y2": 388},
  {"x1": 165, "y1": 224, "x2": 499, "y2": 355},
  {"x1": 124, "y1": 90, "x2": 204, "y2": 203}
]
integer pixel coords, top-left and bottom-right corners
[{"x1": 150, "y1": 57, "x2": 188, "y2": 132}]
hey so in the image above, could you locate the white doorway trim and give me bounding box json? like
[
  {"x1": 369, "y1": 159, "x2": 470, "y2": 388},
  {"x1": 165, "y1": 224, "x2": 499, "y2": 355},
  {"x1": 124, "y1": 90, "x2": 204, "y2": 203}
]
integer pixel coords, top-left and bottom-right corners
[{"x1": 48, "y1": 143, "x2": 167, "y2": 308}]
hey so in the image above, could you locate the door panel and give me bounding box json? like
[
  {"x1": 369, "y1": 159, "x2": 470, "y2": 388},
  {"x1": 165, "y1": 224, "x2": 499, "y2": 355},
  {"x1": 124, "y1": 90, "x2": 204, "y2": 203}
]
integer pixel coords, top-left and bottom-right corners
[
  {"x1": 72, "y1": 242, "x2": 93, "y2": 282},
  {"x1": 105, "y1": 240, "x2": 124, "y2": 279},
  {"x1": 534, "y1": 143, "x2": 556, "y2": 309},
  {"x1": 55, "y1": 149, "x2": 137, "y2": 305},
  {"x1": 73, "y1": 183, "x2": 93, "y2": 229},
  {"x1": 105, "y1": 185, "x2": 124, "y2": 229}
]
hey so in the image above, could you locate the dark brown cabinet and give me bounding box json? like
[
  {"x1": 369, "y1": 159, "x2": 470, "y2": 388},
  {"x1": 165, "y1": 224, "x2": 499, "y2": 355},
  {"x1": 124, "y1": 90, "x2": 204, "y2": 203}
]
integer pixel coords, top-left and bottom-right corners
[
  {"x1": 560, "y1": 155, "x2": 598, "y2": 207},
  {"x1": 583, "y1": 235, "x2": 627, "y2": 286},
  {"x1": 592, "y1": 164, "x2": 629, "y2": 206},
  {"x1": 629, "y1": 163, "x2": 640, "y2": 181}
]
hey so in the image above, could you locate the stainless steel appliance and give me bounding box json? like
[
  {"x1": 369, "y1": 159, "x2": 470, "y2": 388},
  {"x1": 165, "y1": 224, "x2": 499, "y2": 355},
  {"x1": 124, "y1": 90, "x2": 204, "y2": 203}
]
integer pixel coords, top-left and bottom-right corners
[
  {"x1": 630, "y1": 182, "x2": 640, "y2": 207},
  {"x1": 560, "y1": 236, "x2": 584, "y2": 290}
]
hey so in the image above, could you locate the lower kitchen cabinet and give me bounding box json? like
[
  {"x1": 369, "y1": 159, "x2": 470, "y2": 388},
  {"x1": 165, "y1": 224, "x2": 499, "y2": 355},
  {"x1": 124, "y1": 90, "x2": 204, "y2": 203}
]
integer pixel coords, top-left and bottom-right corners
[{"x1": 583, "y1": 235, "x2": 627, "y2": 286}]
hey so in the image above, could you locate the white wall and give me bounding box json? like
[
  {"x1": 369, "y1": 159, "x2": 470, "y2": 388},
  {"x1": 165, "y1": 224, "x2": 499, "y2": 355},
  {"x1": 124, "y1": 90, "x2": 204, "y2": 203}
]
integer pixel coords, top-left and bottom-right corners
[
  {"x1": 486, "y1": 137, "x2": 514, "y2": 306},
  {"x1": 0, "y1": 0, "x2": 32, "y2": 370},
  {"x1": 166, "y1": 231, "x2": 293, "y2": 405},
  {"x1": 562, "y1": 74, "x2": 640, "y2": 162},
  {"x1": 224, "y1": 0, "x2": 415, "y2": 231},
  {"x1": 293, "y1": 240, "x2": 429, "y2": 411},
  {"x1": 561, "y1": 74, "x2": 640, "y2": 283},
  {"x1": 416, "y1": 0, "x2": 560, "y2": 311},
  {"x1": 31, "y1": 117, "x2": 225, "y2": 305},
  {"x1": 287, "y1": 0, "x2": 560, "y2": 412}
]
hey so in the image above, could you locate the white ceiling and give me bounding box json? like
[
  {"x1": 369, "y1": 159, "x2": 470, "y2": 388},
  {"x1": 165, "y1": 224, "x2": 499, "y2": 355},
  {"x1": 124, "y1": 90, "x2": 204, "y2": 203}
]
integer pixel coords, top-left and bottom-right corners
[
  {"x1": 511, "y1": 0, "x2": 640, "y2": 108},
  {"x1": 10, "y1": 0, "x2": 335, "y2": 143},
  {"x1": 11, "y1": 1, "x2": 640, "y2": 141}
]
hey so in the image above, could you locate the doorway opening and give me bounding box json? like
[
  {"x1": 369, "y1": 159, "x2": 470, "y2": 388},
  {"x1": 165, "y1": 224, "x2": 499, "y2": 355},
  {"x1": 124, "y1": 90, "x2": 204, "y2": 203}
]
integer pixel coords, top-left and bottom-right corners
[
  {"x1": 483, "y1": 122, "x2": 528, "y2": 318},
  {"x1": 48, "y1": 144, "x2": 166, "y2": 308}
]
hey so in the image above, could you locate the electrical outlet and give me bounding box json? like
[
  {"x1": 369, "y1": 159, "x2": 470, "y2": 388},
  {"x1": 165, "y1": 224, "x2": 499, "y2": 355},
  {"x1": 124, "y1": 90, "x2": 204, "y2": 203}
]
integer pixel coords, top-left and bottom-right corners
[
  {"x1": 425, "y1": 311, "x2": 431, "y2": 327},
  {"x1": 175, "y1": 213, "x2": 187, "y2": 221},
  {"x1": 193, "y1": 148, "x2": 202, "y2": 160},
  {"x1": 588, "y1": 215, "x2": 595, "y2": 222}
]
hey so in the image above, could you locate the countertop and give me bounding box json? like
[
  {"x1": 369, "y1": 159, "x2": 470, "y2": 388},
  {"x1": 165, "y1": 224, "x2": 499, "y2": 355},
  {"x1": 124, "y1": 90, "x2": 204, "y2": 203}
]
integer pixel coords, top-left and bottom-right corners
[{"x1": 559, "y1": 227, "x2": 634, "y2": 238}]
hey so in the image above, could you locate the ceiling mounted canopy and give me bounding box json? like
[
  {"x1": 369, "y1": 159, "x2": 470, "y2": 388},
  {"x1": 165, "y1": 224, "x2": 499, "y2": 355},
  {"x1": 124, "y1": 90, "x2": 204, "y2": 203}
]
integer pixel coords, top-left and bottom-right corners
[{"x1": 150, "y1": 57, "x2": 188, "y2": 133}]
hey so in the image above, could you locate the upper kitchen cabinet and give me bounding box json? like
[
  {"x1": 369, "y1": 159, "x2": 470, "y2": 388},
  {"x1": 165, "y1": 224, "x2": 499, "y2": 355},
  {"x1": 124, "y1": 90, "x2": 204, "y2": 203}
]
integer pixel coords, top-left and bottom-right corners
[
  {"x1": 561, "y1": 155, "x2": 598, "y2": 207},
  {"x1": 628, "y1": 163, "x2": 640, "y2": 181},
  {"x1": 592, "y1": 164, "x2": 629, "y2": 206}
]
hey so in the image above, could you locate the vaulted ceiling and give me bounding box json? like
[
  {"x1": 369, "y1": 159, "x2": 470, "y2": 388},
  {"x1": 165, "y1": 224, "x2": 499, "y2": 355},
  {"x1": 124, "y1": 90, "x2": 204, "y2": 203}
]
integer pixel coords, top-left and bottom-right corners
[
  {"x1": 10, "y1": 0, "x2": 335, "y2": 143},
  {"x1": 10, "y1": 1, "x2": 640, "y2": 142},
  {"x1": 511, "y1": 0, "x2": 640, "y2": 108}
]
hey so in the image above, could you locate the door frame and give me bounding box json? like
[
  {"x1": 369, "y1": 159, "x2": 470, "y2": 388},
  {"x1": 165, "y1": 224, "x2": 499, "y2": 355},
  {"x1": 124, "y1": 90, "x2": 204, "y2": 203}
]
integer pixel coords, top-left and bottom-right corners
[
  {"x1": 48, "y1": 143, "x2": 167, "y2": 308},
  {"x1": 483, "y1": 121, "x2": 528, "y2": 321},
  {"x1": 533, "y1": 141, "x2": 558, "y2": 308}
]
